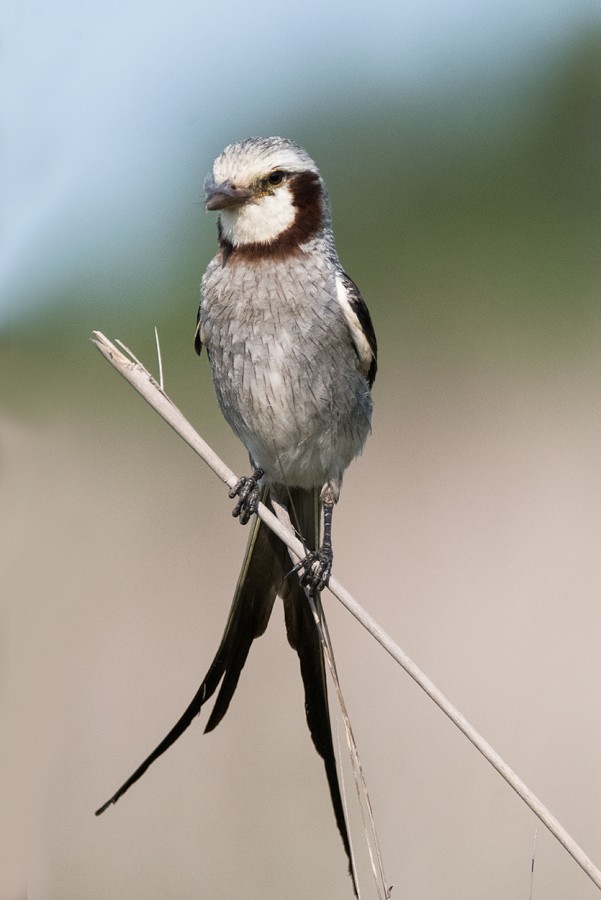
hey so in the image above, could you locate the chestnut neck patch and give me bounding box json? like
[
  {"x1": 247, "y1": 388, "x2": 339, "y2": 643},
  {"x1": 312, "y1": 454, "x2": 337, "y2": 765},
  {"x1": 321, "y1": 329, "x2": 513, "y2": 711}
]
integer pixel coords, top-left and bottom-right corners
[{"x1": 218, "y1": 171, "x2": 324, "y2": 263}]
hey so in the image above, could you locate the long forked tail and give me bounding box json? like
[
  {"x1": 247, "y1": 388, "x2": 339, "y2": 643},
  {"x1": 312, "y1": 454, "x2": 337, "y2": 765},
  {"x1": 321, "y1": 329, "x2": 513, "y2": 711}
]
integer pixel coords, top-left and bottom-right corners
[
  {"x1": 95, "y1": 486, "x2": 285, "y2": 815},
  {"x1": 95, "y1": 485, "x2": 356, "y2": 891},
  {"x1": 279, "y1": 486, "x2": 357, "y2": 894}
]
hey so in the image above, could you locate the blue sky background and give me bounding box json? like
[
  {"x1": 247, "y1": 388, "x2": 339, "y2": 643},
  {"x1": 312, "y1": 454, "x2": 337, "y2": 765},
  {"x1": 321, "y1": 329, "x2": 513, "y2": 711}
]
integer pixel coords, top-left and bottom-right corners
[{"x1": 2, "y1": 0, "x2": 599, "y2": 326}]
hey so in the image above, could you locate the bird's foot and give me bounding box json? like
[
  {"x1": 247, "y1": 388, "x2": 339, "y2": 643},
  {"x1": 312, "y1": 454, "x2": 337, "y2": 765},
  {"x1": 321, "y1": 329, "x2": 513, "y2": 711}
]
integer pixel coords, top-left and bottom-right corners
[
  {"x1": 229, "y1": 468, "x2": 264, "y2": 525},
  {"x1": 292, "y1": 547, "x2": 333, "y2": 593}
]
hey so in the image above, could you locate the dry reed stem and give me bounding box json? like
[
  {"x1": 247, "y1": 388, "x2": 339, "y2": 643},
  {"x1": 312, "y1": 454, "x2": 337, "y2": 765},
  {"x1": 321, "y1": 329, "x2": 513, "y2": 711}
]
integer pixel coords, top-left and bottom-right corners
[{"x1": 91, "y1": 330, "x2": 601, "y2": 892}]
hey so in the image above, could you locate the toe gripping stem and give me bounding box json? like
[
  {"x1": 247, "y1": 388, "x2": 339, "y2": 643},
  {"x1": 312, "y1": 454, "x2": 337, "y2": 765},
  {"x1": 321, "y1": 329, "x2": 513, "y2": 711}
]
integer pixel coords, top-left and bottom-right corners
[{"x1": 229, "y1": 468, "x2": 264, "y2": 525}]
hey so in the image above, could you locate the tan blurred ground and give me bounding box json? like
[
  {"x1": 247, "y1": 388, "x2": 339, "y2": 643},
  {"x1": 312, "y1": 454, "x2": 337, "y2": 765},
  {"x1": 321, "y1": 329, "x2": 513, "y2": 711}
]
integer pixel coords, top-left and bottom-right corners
[{"x1": 3, "y1": 338, "x2": 601, "y2": 898}]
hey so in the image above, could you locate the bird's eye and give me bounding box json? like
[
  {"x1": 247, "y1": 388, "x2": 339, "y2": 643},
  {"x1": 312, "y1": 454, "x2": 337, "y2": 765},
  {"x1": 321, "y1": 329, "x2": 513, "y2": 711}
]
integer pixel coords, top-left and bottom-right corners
[{"x1": 268, "y1": 170, "x2": 284, "y2": 186}]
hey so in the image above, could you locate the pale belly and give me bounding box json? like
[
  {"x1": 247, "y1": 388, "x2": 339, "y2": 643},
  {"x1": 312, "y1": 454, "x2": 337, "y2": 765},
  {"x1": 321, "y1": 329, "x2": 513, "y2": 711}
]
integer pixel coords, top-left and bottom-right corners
[{"x1": 202, "y1": 300, "x2": 372, "y2": 488}]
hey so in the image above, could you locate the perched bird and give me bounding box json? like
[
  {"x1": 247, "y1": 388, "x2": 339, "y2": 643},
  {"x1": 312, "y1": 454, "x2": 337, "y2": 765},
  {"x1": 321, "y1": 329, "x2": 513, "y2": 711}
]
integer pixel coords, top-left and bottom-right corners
[{"x1": 96, "y1": 137, "x2": 377, "y2": 889}]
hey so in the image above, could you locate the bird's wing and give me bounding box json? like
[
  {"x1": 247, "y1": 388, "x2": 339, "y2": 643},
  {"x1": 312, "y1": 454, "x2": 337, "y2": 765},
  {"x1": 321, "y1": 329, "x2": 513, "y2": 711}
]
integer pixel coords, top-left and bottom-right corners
[
  {"x1": 194, "y1": 305, "x2": 202, "y2": 355},
  {"x1": 335, "y1": 271, "x2": 378, "y2": 387}
]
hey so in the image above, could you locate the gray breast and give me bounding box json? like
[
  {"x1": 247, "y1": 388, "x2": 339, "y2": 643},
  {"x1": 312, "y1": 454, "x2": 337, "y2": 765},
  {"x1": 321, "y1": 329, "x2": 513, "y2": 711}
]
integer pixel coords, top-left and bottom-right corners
[{"x1": 200, "y1": 252, "x2": 373, "y2": 489}]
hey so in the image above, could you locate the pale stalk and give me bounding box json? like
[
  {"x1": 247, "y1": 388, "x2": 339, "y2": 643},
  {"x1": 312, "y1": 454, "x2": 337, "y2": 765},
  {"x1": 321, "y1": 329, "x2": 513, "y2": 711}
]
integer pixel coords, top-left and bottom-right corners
[{"x1": 92, "y1": 330, "x2": 601, "y2": 892}]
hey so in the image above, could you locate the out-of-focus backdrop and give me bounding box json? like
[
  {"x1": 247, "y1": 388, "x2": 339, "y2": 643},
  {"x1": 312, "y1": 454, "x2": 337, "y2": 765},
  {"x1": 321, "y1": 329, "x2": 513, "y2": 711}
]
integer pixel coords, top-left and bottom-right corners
[{"x1": 2, "y1": 1, "x2": 601, "y2": 897}]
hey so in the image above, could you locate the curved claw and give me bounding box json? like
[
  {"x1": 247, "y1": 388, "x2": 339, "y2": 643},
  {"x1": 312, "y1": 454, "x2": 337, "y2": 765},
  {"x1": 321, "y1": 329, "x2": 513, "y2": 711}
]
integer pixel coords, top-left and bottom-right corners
[
  {"x1": 228, "y1": 469, "x2": 264, "y2": 525},
  {"x1": 292, "y1": 548, "x2": 333, "y2": 593}
]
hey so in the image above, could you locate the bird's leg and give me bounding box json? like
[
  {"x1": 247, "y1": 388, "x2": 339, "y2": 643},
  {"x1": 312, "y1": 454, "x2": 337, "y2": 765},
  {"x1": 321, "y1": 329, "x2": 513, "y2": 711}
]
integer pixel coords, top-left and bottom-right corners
[
  {"x1": 295, "y1": 486, "x2": 335, "y2": 593},
  {"x1": 229, "y1": 468, "x2": 264, "y2": 525}
]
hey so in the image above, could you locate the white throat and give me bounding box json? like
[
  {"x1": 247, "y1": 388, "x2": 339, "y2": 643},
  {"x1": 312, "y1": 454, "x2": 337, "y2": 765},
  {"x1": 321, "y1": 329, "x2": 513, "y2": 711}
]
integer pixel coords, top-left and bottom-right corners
[{"x1": 220, "y1": 186, "x2": 296, "y2": 246}]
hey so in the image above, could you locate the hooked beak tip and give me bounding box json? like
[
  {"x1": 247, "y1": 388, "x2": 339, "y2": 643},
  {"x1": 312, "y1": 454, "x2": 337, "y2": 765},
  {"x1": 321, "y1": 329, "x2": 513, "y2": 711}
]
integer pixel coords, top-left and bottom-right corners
[{"x1": 204, "y1": 180, "x2": 253, "y2": 211}]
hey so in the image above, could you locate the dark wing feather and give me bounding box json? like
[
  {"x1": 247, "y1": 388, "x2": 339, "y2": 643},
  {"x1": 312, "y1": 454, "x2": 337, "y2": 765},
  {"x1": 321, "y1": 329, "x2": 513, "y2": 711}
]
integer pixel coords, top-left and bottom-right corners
[
  {"x1": 339, "y1": 271, "x2": 377, "y2": 387},
  {"x1": 194, "y1": 306, "x2": 202, "y2": 355}
]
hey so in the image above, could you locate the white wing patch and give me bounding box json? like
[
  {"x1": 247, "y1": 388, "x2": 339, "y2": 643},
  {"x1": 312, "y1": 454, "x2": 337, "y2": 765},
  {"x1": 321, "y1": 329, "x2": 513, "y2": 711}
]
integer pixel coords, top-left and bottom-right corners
[{"x1": 335, "y1": 273, "x2": 373, "y2": 378}]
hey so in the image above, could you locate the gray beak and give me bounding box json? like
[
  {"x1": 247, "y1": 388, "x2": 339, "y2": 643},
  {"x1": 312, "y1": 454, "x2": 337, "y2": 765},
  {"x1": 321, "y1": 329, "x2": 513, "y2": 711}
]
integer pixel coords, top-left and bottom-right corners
[{"x1": 204, "y1": 179, "x2": 253, "y2": 211}]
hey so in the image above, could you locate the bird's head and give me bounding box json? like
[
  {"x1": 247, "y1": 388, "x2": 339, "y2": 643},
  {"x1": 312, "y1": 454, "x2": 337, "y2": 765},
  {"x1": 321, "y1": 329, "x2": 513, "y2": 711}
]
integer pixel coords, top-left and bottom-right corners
[{"x1": 204, "y1": 137, "x2": 330, "y2": 256}]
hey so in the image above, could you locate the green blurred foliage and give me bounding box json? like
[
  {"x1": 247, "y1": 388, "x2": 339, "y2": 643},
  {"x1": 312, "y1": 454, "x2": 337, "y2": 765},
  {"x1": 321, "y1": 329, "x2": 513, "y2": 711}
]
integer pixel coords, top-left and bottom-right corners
[{"x1": 2, "y1": 30, "x2": 600, "y2": 422}]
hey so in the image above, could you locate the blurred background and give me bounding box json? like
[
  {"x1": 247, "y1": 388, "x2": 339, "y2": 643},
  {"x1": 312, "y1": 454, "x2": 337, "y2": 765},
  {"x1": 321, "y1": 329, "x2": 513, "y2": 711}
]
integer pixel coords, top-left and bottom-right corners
[{"x1": 2, "y1": 1, "x2": 601, "y2": 897}]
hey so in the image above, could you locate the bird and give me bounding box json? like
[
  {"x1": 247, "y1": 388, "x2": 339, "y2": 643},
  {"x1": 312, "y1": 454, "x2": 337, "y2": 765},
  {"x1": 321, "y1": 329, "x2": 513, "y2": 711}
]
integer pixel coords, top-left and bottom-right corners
[{"x1": 95, "y1": 136, "x2": 377, "y2": 891}]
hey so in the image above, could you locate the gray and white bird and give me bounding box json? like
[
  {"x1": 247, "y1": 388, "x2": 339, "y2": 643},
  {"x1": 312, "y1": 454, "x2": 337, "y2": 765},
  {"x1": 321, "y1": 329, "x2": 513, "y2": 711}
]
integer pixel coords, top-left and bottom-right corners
[{"x1": 96, "y1": 137, "x2": 377, "y2": 890}]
